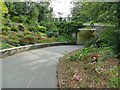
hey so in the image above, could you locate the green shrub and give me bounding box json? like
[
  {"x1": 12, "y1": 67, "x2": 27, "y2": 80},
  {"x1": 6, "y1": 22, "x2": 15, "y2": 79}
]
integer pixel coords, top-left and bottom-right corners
[
  {"x1": 18, "y1": 24, "x2": 25, "y2": 31},
  {"x1": 28, "y1": 26, "x2": 37, "y2": 32},
  {"x1": 69, "y1": 48, "x2": 90, "y2": 61},
  {"x1": 26, "y1": 19, "x2": 31, "y2": 24},
  {"x1": 23, "y1": 31, "x2": 33, "y2": 35},
  {"x1": 2, "y1": 26, "x2": 10, "y2": 34},
  {"x1": 0, "y1": 42, "x2": 12, "y2": 49},
  {"x1": 38, "y1": 32, "x2": 47, "y2": 38},
  {"x1": 7, "y1": 33, "x2": 20, "y2": 46},
  {"x1": 39, "y1": 37, "x2": 57, "y2": 43},
  {"x1": 37, "y1": 26, "x2": 46, "y2": 33},
  {"x1": 57, "y1": 35, "x2": 75, "y2": 43},
  {"x1": 39, "y1": 21, "x2": 56, "y2": 31},
  {"x1": 11, "y1": 26, "x2": 18, "y2": 32},
  {"x1": 12, "y1": 16, "x2": 22, "y2": 23},
  {"x1": 109, "y1": 77, "x2": 118, "y2": 88},
  {"x1": 100, "y1": 27, "x2": 119, "y2": 54},
  {"x1": 24, "y1": 35, "x2": 36, "y2": 42},
  {"x1": 30, "y1": 21, "x2": 39, "y2": 26},
  {"x1": 20, "y1": 15, "x2": 27, "y2": 23},
  {"x1": 1, "y1": 35, "x2": 9, "y2": 43},
  {"x1": 69, "y1": 47, "x2": 116, "y2": 62},
  {"x1": 55, "y1": 21, "x2": 83, "y2": 35},
  {"x1": 4, "y1": 18, "x2": 12, "y2": 27},
  {"x1": 52, "y1": 29, "x2": 59, "y2": 37},
  {"x1": 20, "y1": 34, "x2": 36, "y2": 45},
  {"x1": 9, "y1": 39, "x2": 20, "y2": 46},
  {"x1": 69, "y1": 52, "x2": 80, "y2": 61},
  {"x1": 16, "y1": 33, "x2": 24, "y2": 38},
  {"x1": 86, "y1": 26, "x2": 119, "y2": 55}
]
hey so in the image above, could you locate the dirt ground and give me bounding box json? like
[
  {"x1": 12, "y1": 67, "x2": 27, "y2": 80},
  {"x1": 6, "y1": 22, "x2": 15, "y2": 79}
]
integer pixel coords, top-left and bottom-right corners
[{"x1": 57, "y1": 49, "x2": 119, "y2": 88}]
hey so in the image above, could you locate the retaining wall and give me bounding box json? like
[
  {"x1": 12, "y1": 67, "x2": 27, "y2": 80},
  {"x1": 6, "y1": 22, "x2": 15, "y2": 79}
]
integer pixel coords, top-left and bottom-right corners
[{"x1": 0, "y1": 42, "x2": 70, "y2": 58}]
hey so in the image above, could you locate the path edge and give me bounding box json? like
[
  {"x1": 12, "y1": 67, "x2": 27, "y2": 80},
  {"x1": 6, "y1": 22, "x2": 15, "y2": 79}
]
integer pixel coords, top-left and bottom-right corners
[{"x1": 0, "y1": 42, "x2": 73, "y2": 58}]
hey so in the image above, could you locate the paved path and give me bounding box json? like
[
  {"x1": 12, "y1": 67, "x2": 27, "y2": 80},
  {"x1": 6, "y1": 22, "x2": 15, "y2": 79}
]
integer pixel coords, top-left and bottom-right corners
[{"x1": 2, "y1": 45, "x2": 83, "y2": 88}]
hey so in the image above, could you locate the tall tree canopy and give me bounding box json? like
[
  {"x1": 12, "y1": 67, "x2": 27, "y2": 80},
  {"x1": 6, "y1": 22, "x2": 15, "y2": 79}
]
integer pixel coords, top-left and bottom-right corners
[
  {"x1": 71, "y1": 2, "x2": 119, "y2": 25},
  {"x1": 1, "y1": 0, "x2": 8, "y2": 16},
  {"x1": 5, "y1": 2, "x2": 53, "y2": 22}
]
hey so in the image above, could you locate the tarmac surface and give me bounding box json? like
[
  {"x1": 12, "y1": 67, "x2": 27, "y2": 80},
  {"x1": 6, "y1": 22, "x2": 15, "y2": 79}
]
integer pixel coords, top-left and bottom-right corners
[{"x1": 2, "y1": 45, "x2": 83, "y2": 88}]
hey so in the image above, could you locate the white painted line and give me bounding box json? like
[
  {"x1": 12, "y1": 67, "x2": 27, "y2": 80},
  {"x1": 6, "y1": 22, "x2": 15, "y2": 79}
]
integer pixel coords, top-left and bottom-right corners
[{"x1": 26, "y1": 74, "x2": 36, "y2": 88}]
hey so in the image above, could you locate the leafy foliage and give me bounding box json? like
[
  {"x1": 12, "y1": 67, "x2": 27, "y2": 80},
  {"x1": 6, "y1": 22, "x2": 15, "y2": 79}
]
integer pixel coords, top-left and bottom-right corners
[
  {"x1": 56, "y1": 21, "x2": 83, "y2": 35},
  {"x1": 1, "y1": 0, "x2": 8, "y2": 16},
  {"x1": 37, "y1": 26, "x2": 47, "y2": 33},
  {"x1": 57, "y1": 35, "x2": 74, "y2": 43},
  {"x1": 12, "y1": 16, "x2": 22, "y2": 23},
  {"x1": 71, "y1": 2, "x2": 118, "y2": 24},
  {"x1": 20, "y1": 34, "x2": 36, "y2": 45},
  {"x1": 0, "y1": 42, "x2": 12, "y2": 49},
  {"x1": 86, "y1": 26, "x2": 119, "y2": 55},
  {"x1": 28, "y1": 26, "x2": 37, "y2": 32},
  {"x1": 69, "y1": 47, "x2": 116, "y2": 62},
  {"x1": 39, "y1": 37, "x2": 57, "y2": 43},
  {"x1": 109, "y1": 77, "x2": 119, "y2": 88},
  {"x1": 71, "y1": 2, "x2": 120, "y2": 56},
  {"x1": 11, "y1": 26, "x2": 18, "y2": 32}
]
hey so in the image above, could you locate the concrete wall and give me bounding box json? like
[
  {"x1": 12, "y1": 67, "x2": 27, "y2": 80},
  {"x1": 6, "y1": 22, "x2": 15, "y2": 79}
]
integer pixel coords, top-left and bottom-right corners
[{"x1": 77, "y1": 30, "x2": 95, "y2": 45}]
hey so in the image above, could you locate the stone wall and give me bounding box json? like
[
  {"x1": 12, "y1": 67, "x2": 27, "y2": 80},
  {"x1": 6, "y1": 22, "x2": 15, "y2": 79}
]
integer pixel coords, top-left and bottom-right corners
[{"x1": 0, "y1": 42, "x2": 70, "y2": 58}]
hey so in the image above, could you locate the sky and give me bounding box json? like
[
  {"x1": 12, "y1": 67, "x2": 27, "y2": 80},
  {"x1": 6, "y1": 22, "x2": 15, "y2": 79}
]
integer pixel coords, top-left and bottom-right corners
[{"x1": 50, "y1": 0, "x2": 73, "y2": 18}]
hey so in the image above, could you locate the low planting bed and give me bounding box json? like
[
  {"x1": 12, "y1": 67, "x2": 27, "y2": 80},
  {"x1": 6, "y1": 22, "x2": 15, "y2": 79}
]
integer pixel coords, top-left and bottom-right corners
[{"x1": 58, "y1": 47, "x2": 119, "y2": 88}]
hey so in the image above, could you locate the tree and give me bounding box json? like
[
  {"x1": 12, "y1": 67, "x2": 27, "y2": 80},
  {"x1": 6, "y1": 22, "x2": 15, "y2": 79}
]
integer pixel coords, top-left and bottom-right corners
[
  {"x1": 0, "y1": 0, "x2": 8, "y2": 29},
  {"x1": 5, "y1": 1, "x2": 53, "y2": 22},
  {"x1": 1, "y1": 0, "x2": 8, "y2": 16},
  {"x1": 71, "y1": 2, "x2": 118, "y2": 25},
  {"x1": 71, "y1": 1, "x2": 120, "y2": 56}
]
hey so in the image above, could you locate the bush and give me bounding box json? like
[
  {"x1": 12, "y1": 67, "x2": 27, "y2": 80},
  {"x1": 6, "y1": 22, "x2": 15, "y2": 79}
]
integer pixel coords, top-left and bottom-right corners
[
  {"x1": 20, "y1": 34, "x2": 36, "y2": 45},
  {"x1": 12, "y1": 16, "x2": 22, "y2": 23},
  {"x1": 16, "y1": 33, "x2": 24, "y2": 38},
  {"x1": 11, "y1": 26, "x2": 18, "y2": 32},
  {"x1": 38, "y1": 32, "x2": 47, "y2": 38},
  {"x1": 1, "y1": 35, "x2": 9, "y2": 43},
  {"x1": 0, "y1": 42, "x2": 12, "y2": 49},
  {"x1": 39, "y1": 21, "x2": 56, "y2": 31},
  {"x1": 39, "y1": 37, "x2": 57, "y2": 43},
  {"x1": 30, "y1": 21, "x2": 39, "y2": 26},
  {"x1": 9, "y1": 39, "x2": 20, "y2": 46},
  {"x1": 100, "y1": 27, "x2": 119, "y2": 54},
  {"x1": 109, "y1": 77, "x2": 119, "y2": 88},
  {"x1": 2, "y1": 26, "x2": 10, "y2": 34},
  {"x1": 37, "y1": 26, "x2": 46, "y2": 33},
  {"x1": 28, "y1": 26, "x2": 37, "y2": 32},
  {"x1": 57, "y1": 35, "x2": 75, "y2": 43},
  {"x1": 69, "y1": 46, "x2": 116, "y2": 62},
  {"x1": 26, "y1": 19, "x2": 31, "y2": 24},
  {"x1": 52, "y1": 29, "x2": 59, "y2": 37},
  {"x1": 55, "y1": 21, "x2": 83, "y2": 35},
  {"x1": 20, "y1": 15, "x2": 27, "y2": 23},
  {"x1": 4, "y1": 18, "x2": 12, "y2": 27},
  {"x1": 18, "y1": 24, "x2": 25, "y2": 31},
  {"x1": 86, "y1": 26, "x2": 119, "y2": 55},
  {"x1": 7, "y1": 33, "x2": 20, "y2": 46}
]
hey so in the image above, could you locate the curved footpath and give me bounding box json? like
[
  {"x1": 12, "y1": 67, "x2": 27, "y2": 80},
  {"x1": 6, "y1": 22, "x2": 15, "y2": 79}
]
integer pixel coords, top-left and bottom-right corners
[{"x1": 2, "y1": 45, "x2": 83, "y2": 88}]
